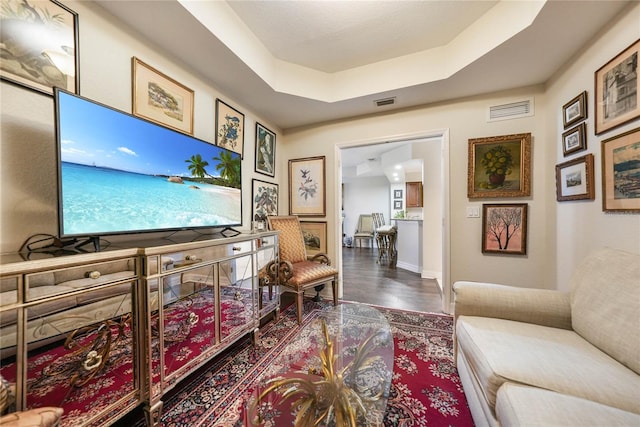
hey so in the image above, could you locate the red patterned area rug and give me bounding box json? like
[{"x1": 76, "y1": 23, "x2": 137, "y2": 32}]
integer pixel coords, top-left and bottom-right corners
[{"x1": 134, "y1": 299, "x2": 474, "y2": 427}]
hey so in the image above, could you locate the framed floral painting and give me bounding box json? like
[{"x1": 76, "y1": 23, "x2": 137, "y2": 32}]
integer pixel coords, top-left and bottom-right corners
[
  {"x1": 468, "y1": 133, "x2": 531, "y2": 198},
  {"x1": 215, "y1": 99, "x2": 244, "y2": 157},
  {"x1": 289, "y1": 156, "x2": 326, "y2": 216}
]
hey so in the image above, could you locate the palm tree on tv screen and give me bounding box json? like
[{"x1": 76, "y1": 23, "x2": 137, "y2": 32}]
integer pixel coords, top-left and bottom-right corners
[
  {"x1": 185, "y1": 154, "x2": 210, "y2": 178},
  {"x1": 213, "y1": 150, "x2": 240, "y2": 187}
]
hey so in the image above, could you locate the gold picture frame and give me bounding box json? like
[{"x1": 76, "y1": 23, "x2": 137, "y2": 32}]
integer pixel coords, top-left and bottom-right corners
[
  {"x1": 482, "y1": 203, "x2": 528, "y2": 255},
  {"x1": 601, "y1": 127, "x2": 640, "y2": 212},
  {"x1": 468, "y1": 133, "x2": 531, "y2": 198},
  {"x1": 555, "y1": 154, "x2": 595, "y2": 202},
  {"x1": 300, "y1": 221, "x2": 327, "y2": 256},
  {"x1": 595, "y1": 40, "x2": 640, "y2": 135},
  {"x1": 289, "y1": 156, "x2": 326, "y2": 217},
  {"x1": 132, "y1": 57, "x2": 194, "y2": 135},
  {"x1": 0, "y1": 0, "x2": 79, "y2": 96}
]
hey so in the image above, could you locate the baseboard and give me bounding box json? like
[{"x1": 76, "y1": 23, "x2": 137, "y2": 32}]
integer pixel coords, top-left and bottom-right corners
[{"x1": 396, "y1": 261, "x2": 420, "y2": 273}]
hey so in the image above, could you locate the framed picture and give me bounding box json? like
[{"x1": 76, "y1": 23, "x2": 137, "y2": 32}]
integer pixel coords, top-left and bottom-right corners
[
  {"x1": 562, "y1": 91, "x2": 588, "y2": 129},
  {"x1": 394, "y1": 200, "x2": 403, "y2": 210},
  {"x1": 468, "y1": 133, "x2": 531, "y2": 198},
  {"x1": 601, "y1": 127, "x2": 640, "y2": 212},
  {"x1": 132, "y1": 57, "x2": 194, "y2": 135},
  {"x1": 215, "y1": 99, "x2": 245, "y2": 157},
  {"x1": 0, "y1": 0, "x2": 79, "y2": 96},
  {"x1": 255, "y1": 123, "x2": 276, "y2": 177},
  {"x1": 562, "y1": 122, "x2": 587, "y2": 156},
  {"x1": 555, "y1": 154, "x2": 595, "y2": 202},
  {"x1": 289, "y1": 156, "x2": 326, "y2": 217},
  {"x1": 394, "y1": 189, "x2": 403, "y2": 199},
  {"x1": 482, "y1": 204, "x2": 528, "y2": 255},
  {"x1": 595, "y1": 40, "x2": 640, "y2": 135},
  {"x1": 252, "y1": 179, "x2": 278, "y2": 222},
  {"x1": 300, "y1": 221, "x2": 327, "y2": 256}
]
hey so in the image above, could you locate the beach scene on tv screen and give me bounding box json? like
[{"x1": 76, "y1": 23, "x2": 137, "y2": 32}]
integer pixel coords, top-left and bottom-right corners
[{"x1": 58, "y1": 92, "x2": 241, "y2": 236}]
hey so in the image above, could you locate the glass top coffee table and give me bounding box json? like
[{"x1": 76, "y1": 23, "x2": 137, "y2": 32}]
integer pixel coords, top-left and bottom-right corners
[{"x1": 247, "y1": 303, "x2": 394, "y2": 426}]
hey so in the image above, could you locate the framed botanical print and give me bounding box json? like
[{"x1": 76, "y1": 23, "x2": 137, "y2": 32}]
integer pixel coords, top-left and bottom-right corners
[
  {"x1": 289, "y1": 156, "x2": 326, "y2": 217},
  {"x1": 468, "y1": 133, "x2": 531, "y2": 198},
  {"x1": 562, "y1": 122, "x2": 587, "y2": 156},
  {"x1": 255, "y1": 123, "x2": 276, "y2": 177},
  {"x1": 482, "y1": 203, "x2": 528, "y2": 255},
  {"x1": 555, "y1": 154, "x2": 595, "y2": 201},
  {"x1": 562, "y1": 91, "x2": 587, "y2": 129},
  {"x1": 0, "y1": 0, "x2": 79, "y2": 96},
  {"x1": 252, "y1": 179, "x2": 278, "y2": 222},
  {"x1": 300, "y1": 221, "x2": 327, "y2": 256},
  {"x1": 595, "y1": 40, "x2": 640, "y2": 135},
  {"x1": 601, "y1": 127, "x2": 640, "y2": 212},
  {"x1": 132, "y1": 57, "x2": 194, "y2": 134},
  {"x1": 215, "y1": 99, "x2": 245, "y2": 157}
]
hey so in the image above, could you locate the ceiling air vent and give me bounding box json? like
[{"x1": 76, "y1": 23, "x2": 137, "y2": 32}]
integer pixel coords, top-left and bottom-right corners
[
  {"x1": 374, "y1": 97, "x2": 396, "y2": 107},
  {"x1": 487, "y1": 98, "x2": 534, "y2": 122}
]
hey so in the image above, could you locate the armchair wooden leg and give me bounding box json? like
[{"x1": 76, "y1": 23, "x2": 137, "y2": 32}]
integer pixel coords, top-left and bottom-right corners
[
  {"x1": 296, "y1": 292, "x2": 304, "y2": 324},
  {"x1": 331, "y1": 279, "x2": 338, "y2": 306}
]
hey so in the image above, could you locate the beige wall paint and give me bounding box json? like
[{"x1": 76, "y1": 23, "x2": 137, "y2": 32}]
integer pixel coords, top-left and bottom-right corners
[{"x1": 1, "y1": 1, "x2": 638, "y2": 305}]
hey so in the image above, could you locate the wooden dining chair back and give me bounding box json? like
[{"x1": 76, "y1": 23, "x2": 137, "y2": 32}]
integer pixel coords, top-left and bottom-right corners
[{"x1": 353, "y1": 214, "x2": 374, "y2": 248}]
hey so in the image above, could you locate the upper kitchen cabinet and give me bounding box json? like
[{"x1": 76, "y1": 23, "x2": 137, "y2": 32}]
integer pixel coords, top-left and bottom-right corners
[{"x1": 406, "y1": 181, "x2": 423, "y2": 207}]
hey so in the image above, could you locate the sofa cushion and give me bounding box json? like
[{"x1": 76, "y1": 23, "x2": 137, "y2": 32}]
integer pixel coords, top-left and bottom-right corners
[
  {"x1": 496, "y1": 382, "x2": 640, "y2": 426},
  {"x1": 569, "y1": 247, "x2": 640, "y2": 374},
  {"x1": 456, "y1": 316, "x2": 640, "y2": 414}
]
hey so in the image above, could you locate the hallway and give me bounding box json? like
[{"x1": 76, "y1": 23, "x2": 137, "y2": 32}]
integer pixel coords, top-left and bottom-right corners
[{"x1": 340, "y1": 246, "x2": 444, "y2": 313}]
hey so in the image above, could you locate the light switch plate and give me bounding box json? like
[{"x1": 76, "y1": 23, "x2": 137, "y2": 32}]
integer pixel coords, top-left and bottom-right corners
[{"x1": 466, "y1": 206, "x2": 480, "y2": 218}]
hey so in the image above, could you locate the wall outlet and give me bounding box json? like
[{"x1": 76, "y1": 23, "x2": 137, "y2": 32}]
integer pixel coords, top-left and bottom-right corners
[{"x1": 466, "y1": 206, "x2": 480, "y2": 218}]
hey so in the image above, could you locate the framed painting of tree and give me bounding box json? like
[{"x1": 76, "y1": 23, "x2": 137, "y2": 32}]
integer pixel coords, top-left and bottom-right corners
[{"x1": 482, "y1": 203, "x2": 528, "y2": 255}]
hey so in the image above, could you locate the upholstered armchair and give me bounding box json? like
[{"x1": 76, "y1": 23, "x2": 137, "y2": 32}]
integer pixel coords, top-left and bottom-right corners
[{"x1": 266, "y1": 216, "x2": 338, "y2": 323}]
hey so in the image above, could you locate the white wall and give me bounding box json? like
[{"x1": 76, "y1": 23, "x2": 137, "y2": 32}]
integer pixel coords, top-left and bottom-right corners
[
  {"x1": 281, "y1": 2, "x2": 640, "y2": 303},
  {"x1": 342, "y1": 175, "x2": 388, "y2": 247},
  {"x1": 544, "y1": 3, "x2": 640, "y2": 290},
  {"x1": 0, "y1": 1, "x2": 282, "y2": 253}
]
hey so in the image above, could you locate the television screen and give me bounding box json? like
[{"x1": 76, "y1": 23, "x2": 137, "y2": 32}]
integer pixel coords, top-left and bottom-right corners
[{"x1": 55, "y1": 89, "x2": 242, "y2": 239}]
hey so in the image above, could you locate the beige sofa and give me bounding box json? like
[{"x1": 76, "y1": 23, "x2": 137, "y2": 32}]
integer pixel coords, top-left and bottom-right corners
[{"x1": 453, "y1": 247, "x2": 640, "y2": 426}]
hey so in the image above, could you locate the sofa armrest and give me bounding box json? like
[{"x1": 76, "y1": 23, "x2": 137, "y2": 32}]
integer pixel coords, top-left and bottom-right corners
[{"x1": 453, "y1": 281, "x2": 572, "y2": 329}]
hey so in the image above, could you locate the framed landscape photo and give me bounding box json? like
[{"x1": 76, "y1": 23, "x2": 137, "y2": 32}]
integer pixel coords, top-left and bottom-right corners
[
  {"x1": 289, "y1": 156, "x2": 326, "y2": 217},
  {"x1": 300, "y1": 221, "x2": 327, "y2": 256},
  {"x1": 562, "y1": 122, "x2": 587, "y2": 156},
  {"x1": 255, "y1": 123, "x2": 276, "y2": 177},
  {"x1": 468, "y1": 133, "x2": 531, "y2": 198},
  {"x1": 1, "y1": 0, "x2": 79, "y2": 96},
  {"x1": 595, "y1": 40, "x2": 640, "y2": 135},
  {"x1": 601, "y1": 127, "x2": 640, "y2": 212},
  {"x1": 215, "y1": 99, "x2": 245, "y2": 157},
  {"x1": 562, "y1": 91, "x2": 587, "y2": 129},
  {"x1": 482, "y1": 203, "x2": 528, "y2": 255},
  {"x1": 132, "y1": 57, "x2": 194, "y2": 134},
  {"x1": 252, "y1": 179, "x2": 278, "y2": 222},
  {"x1": 555, "y1": 154, "x2": 595, "y2": 202}
]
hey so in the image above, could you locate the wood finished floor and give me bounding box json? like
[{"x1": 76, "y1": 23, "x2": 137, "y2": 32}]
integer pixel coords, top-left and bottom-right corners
[{"x1": 331, "y1": 246, "x2": 444, "y2": 313}]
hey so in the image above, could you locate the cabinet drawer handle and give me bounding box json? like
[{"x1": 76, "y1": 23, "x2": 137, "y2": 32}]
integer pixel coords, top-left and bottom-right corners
[
  {"x1": 185, "y1": 255, "x2": 198, "y2": 261},
  {"x1": 261, "y1": 239, "x2": 268, "y2": 245},
  {"x1": 232, "y1": 246, "x2": 241, "y2": 252},
  {"x1": 86, "y1": 271, "x2": 101, "y2": 279}
]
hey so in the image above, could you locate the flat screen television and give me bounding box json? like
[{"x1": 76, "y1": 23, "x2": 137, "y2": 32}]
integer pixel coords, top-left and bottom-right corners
[{"x1": 54, "y1": 88, "x2": 242, "y2": 248}]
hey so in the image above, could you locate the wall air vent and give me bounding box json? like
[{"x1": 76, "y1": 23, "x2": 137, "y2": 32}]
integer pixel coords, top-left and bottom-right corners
[
  {"x1": 374, "y1": 97, "x2": 396, "y2": 107},
  {"x1": 487, "y1": 97, "x2": 534, "y2": 122}
]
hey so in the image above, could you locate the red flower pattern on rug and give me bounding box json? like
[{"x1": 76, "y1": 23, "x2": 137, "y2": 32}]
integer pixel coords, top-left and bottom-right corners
[{"x1": 147, "y1": 300, "x2": 474, "y2": 427}]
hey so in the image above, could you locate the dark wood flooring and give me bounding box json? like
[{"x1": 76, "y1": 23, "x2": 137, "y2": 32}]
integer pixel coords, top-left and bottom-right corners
[{"x1": 335, "y1": 246, "x2": 444, "y2": 313}]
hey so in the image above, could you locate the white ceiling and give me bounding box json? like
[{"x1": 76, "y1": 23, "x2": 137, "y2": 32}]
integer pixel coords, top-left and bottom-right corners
[{"x1": 93, "y1": 0, "x2": 630, "y2": 131}]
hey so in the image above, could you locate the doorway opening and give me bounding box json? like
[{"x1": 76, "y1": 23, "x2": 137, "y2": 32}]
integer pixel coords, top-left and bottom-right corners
[{"x1": 334, "y1": 130, "x2": 451, "y2": 313}]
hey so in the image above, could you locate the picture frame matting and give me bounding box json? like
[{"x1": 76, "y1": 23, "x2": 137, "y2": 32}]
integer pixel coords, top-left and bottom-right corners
[{"x1": 289, "y1": 156, "x2": 326, "y2": 217}]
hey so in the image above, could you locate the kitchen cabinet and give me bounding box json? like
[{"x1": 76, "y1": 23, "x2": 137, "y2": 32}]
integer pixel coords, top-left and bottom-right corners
[{"x1": 406, "y1": 182, "x2": 423, "y2": 207}]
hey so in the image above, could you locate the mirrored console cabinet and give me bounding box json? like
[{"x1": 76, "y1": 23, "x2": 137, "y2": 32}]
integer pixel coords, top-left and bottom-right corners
[{"x1": 0, "y1": 232, "x2": 279, "y2": 426}]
